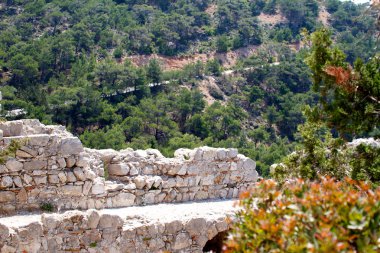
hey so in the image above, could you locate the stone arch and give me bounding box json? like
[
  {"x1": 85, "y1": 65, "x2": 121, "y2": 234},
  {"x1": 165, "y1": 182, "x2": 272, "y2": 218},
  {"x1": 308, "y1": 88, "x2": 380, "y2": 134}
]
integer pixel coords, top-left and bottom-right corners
[{"x1": 202, "y1": 231, "x2": 229, "y2": 253}]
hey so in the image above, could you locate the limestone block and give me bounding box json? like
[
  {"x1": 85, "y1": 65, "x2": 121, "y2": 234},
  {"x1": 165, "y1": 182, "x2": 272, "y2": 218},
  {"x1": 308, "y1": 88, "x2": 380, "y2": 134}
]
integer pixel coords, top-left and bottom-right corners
[
  {"x1": 61, "y1": 185, "x2": 83, "y2": 196},
  {"x1": 16, "y1": 150, "x2": 33, "y2": 158},
  {"x1": 66, "y1": 172, "x2": 76, "y2": 183},
  {"x1": 176, "y1": 177, "x2": 188, "y2": 188},
  {"x1": 59, "y1": 137, "x2": 83, "y2": 156},
  {"x1": 144, "y1": 192, "x2": 155, "y2": 204},
  {"x1": 5, "y1": 159, "x2": 23, "y2": 172},
  {"x1": 217, "y1": 149, "x2": 228, "y2": 160},
  {"x1": 0, "y1": 176, "x2": 13, "y2": 188},
  {"x1": 134, "y1": 150, "x2": 147, "y2": 158},
  {"x1": 173, "y1": 233, "x2": 191, "y2": 250},
  {"x1": 162, "y1": 178, "x2": 176, "y2": 189},
  {"x1": 83, "y1": 181, "x2": 92, "y2": 195},
  {"x1": 48, "y1": 175, "x2": 59, "y2": 184},
  {"x1": 124, "y1": 183, "x2": 136, "y2": 191},
  {"x1": 230, "y1": 171, "x2": 243, "y2": 183},
  {"x1": 243, "y1": 159, "x2": 256, "y2": 170},
  {"x1": 142, "y1": 165, "x2": 154, "y2": 175},
  {"x1": 75, "y1": 156, "x2": 89, "y2": 167},
  {"x1": 57, "y1": 158, "x2": 66, "y2": 168},
  {"x1": 195, "y1": 235, "x2": 209, "y2": 248},
  {"x1": 98, "y1": 214, "x2": 124, "y2": 229},
  {"x1": 91, "y1": 178, "x2": 105, "y2": 195},
  {"x1": 177, "y1": 165, "x2": 187, "y2": 176},
  {"x1": 65, "y1": 157, "x2": 76, "y2": 168},
  {"x1": 129, "y1": 165, "x2": 139, "y2": 176},
  {"x1": 146, "y1": 149, "x2": 164, "y2": 158},
  {"x1": 145, "y1": 177, "x2": 155, "y2": 189},
  {"x1": 230, "y1": 162, "x2": 238, "y2": 171},
  {"x1": 41, "y1": 214, "x2": 60, "y2": 230},
  {"x1": 17, "y1": 188, "x2": 28, "y2": 202},
  {"x1": 23, "y1": 174, "x2": 33, "y2": 185},
  {"x1": 203, "y1": 148, "x2": 216, "y2": 161},
  {"x1": 34, "y1": 176, "x2": 47, "y2": 185},
  {"x1": 112, "y1": 192, "x2": 136, "y2": 207},
  {"x1": 73, "y1": 168, "x2": 86, "y2": 181},
  {"x1": 244, "y1": 168, "x2": 258, "y2": 182},
  {"x1": 165, "y1": 220, "x2": 183, "y2": 234},
  {"x1": 0, "y1": 245, "x2": 16, "y2": 253},
  {"x1": 153, "y1": 176, "x2": 163, "y2": 188},
  {"x1": 0, "y1": 120, "x2": 22, "y2": 136},
  {"x1": 133, "y1": 176, "x2": 146, "y2": 189},
  {"x1": 24, "y1": 160, "x2": 47, "y2": 171},
  {"x1": 216, "y1": 220, "x2": 229, "y2": 232},
  {"x1": 108, "y1": 163, "x2": 129, "y2": 176},
  {"x1": 87, "y1": 210, "x2": 100, "y2": 229},
  {"x1": 0, "y1": 223, "x2": 10, "y2": 241},
  {"x1": 194, "y1": 191, "x2": 208, "y2": 200},
  {"x1": 13, "y1": 176, "x2": 23, "y2": 188},
  {"x1": 84, "y1": 169, "x2": 97, "y2": 181},
  {"x1": 207, "y1": 224, "x2": 218, "y2": 240},
  {"x1": 105, "y1": 183, "x2": 124, "y2": 192},
  {"x1": 28, "y1": 135, "x2": 50, "y2": 146},
  {"x1": 0, "y1": 165, "x2": 7, "y2": 174},
  {"x1": 186, "y1": 165, "x2": 200, "y2": 176},
  {"x1": 201, "y1": 175, "x2": 214, "y2": 186},
  {"x1": 185, "y1": 218, "x2": 207, "y2": 237},
  {"x1": 167, "y1": 164, "x2": 182, "y2": 176},
  {"x1": 0, "y1": 191, "x2": 15, "y2": 203},
  {"x1": 58, "y1": 172, "x2": 67, "y2": 183},
  {"x1": 193, "y1": 149, "x2": 203, "y2": 161},
  {"x1": 227, "y1": 148, "x2": 238, "y2": 159}
]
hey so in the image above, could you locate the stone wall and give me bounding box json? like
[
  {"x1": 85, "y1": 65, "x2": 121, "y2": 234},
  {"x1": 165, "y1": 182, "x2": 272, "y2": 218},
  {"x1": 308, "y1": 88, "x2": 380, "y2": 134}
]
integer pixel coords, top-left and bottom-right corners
[
  {"x1": 0, "y1": 120, "x2": 258, "y2": 215},
  {"x1": 0, "y1": 201, "x2": 234, "y2": 253}
]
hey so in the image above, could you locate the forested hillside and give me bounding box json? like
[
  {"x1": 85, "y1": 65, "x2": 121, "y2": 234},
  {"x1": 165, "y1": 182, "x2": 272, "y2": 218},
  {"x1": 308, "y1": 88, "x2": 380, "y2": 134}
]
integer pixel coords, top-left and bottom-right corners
[{"x1": 0, "y1": 0, "x2": 377, "y2": 176}]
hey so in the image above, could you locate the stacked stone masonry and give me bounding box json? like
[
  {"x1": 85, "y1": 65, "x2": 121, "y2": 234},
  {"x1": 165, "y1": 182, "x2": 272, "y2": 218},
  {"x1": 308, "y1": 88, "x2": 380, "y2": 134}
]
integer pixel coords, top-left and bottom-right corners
[
  {"x1": 0, "y1": 120, "x2": 258, "y2": 252},
  {"x1": 0, "y1": 201, "x2": 236, "y2": 253},
  {"x1": 0, "y1": 120, "x2": 258, "y2": 215}
]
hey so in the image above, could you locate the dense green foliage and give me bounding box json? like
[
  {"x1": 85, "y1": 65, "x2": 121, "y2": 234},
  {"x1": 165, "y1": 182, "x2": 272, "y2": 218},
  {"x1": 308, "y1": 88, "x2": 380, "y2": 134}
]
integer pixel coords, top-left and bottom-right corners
[
  {"x1": 271, "y1": 27, "x2": 379, "y2": 185},
  {"x1": 0, "y1": 0, "x2": 376, "y2": 176},
  {"x1": 225, "y1": 178, "x2": 380, "y2": 252}
]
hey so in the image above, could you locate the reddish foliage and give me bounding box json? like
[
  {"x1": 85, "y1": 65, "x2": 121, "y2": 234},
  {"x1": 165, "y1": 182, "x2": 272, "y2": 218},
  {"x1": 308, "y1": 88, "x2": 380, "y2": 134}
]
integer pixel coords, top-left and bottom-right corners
[{"x1": 324, "y1": 66, "x2": 356, "y2": 93}]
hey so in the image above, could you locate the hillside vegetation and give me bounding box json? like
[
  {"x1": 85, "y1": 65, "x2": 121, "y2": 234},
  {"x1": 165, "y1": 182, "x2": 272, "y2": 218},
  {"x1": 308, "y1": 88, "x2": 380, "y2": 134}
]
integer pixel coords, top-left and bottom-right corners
[{"x1": 0, "y1": 0, "x2": 377, "y2": 176}]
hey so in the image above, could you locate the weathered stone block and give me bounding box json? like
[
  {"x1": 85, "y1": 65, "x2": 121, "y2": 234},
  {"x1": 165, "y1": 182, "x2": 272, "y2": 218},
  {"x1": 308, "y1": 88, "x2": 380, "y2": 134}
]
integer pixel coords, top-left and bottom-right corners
[
  {"x1": 24, "y1": 160, "x2": 47, "y2": 171},
  {"x1": 0, "y1": 176, "x2": 13, "y2": 188},
  {"x1": 0, "y1": 191, "x2": 15, "y2": 203},
  {"x1": 5, "y1": 159, "x2": 23, "y2": 172},
  {"x1": 112, "y1": 192, "x2": 136, "y2": 207},
  {"x1": 98, "y1": 214, "x2": 123, "y2": 229},
  {"x1": 73, "y1": 168, "x2": 86, "y2": 181},
  {"x1": 108, "y1": 163, "x2": 129, "y2": 176},
  {"x1": 61, "y1": 185, "x2": 82, "y2": 196},
  {"x1": 173, "y1": 232, "x2": 191, "y2": 250},
  {"x1": 59, "y1": 137, "x2": 83, "y2": 156}
]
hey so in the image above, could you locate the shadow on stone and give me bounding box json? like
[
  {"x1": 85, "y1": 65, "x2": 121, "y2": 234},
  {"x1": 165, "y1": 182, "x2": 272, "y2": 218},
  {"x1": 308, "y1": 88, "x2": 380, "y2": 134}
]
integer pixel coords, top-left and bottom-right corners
[{"x1": 203, "y1": 231, "x2": 228, "y2": 253}]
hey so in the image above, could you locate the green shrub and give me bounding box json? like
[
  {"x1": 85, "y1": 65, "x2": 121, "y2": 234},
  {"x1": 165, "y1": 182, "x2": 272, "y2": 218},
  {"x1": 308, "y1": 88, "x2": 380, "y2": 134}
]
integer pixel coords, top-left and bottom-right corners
[
  {"x1": 40, "y1": 202, "x2": 54, "y2": 212},
  {"x1": 0, "y1": 139, "x2": 24, "y2": 164},
  {"x1": 225, "y1": 177, "x2": 380, "y2": 253}
]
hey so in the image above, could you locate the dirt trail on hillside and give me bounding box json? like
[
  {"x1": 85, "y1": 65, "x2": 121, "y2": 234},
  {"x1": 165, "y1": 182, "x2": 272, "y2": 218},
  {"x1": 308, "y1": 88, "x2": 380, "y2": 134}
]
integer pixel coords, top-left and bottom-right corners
[{"x1": 125, "y1": 45, "x2": 258, "y2": 71}]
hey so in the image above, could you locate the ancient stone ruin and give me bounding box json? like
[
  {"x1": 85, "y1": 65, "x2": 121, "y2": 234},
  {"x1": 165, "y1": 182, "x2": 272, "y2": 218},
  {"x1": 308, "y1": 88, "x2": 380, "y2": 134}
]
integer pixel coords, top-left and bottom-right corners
[{"x1": 0, "y1": 120, "x2": 258, "y2": 252}]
